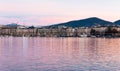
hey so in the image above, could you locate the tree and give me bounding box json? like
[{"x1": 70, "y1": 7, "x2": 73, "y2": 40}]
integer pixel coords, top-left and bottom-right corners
[
  {"x1": 112, "y1": 28, "x2": 118, "y2": 34},
  {"x1": 105, "y1": 27, "x2": 112, "y2": 34},
  {"x1": 105, "y1": 27, "x2": 118, "y2": 36},
  {"x1": 90, "y1": 29, "x2": 96, "y2": 35}
]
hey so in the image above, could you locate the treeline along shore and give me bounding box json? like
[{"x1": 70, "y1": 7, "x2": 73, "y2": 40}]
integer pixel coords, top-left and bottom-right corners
[{"x1": 0, "y1": 25, "x2": 120, "y2": 37}]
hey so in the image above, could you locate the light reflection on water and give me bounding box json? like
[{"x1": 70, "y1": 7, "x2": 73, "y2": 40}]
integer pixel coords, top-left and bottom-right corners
[{"x1": 0, "y1": 37, "x2": 120, "y2": 71}]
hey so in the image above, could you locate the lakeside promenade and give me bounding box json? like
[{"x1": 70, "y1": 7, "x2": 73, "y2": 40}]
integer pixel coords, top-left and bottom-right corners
[{"x1": 0, "y1": 25, "x2": 120, "y2": 37}]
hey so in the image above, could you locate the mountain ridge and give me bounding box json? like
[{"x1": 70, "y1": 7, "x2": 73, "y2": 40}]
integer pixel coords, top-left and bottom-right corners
[
  {"x1": 47, "y1": 17, "x2": 116, "y2": 28},
  {"x1": 4, "y1": 17, "x2": 120, "y2": 28},
  {"x1": 114, "y1": 20, "x2": 120, "y2": 25}
]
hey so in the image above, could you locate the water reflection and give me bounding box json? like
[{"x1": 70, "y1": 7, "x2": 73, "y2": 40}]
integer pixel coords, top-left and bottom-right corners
[{"x1": 0, "y1": 37, "x2": 120, "y2": 71}]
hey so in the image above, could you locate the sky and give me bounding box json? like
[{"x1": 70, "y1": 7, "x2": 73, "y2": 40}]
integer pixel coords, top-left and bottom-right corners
[{"x1": 0, "y1": 0, "x2": 120, "y2": 26}]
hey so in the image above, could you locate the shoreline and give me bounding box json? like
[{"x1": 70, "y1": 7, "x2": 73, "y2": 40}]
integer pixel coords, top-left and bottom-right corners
[{"x1": 0, "y1": 35, "x2": 119, "y2": 39}]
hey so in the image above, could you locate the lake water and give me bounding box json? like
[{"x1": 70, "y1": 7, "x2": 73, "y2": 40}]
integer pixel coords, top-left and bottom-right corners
[{"x1": 0, "y1": 37, "x2": 120, "y2": 71}]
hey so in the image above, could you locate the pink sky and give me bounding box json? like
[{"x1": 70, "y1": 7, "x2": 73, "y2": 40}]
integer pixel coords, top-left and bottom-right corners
[{"x1": 0, "y1": 0, "x2": 120, "y2": 26}]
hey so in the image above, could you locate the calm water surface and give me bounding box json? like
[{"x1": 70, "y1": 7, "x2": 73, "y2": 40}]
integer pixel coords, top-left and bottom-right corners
[{"x1": 0, "y1": 37, "x2": 120, "y2": 71}]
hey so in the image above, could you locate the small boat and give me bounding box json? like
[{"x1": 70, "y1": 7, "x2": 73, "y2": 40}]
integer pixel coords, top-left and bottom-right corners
[
  {"x1": 80, "y1": 34, "x2": 87, "y2": 37},
  {"x1": 90, "y1": 35, "x2": 96, "y2": 38}
]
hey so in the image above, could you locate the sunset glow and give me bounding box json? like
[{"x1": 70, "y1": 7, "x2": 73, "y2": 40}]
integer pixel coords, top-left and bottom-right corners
[{"x1": 0, "y1": 0, "x2": 120, "y2": 26}]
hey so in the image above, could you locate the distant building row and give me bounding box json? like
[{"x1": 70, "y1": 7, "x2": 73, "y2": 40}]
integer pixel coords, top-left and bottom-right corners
[{"x1": 0, "y1": 25, "x2": 120, "y2": 37}]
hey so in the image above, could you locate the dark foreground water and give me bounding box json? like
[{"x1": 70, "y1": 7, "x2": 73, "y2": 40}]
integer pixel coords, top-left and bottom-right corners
[{"x1": 0, "y1": 37, "x2": 120, "y2": 71}]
